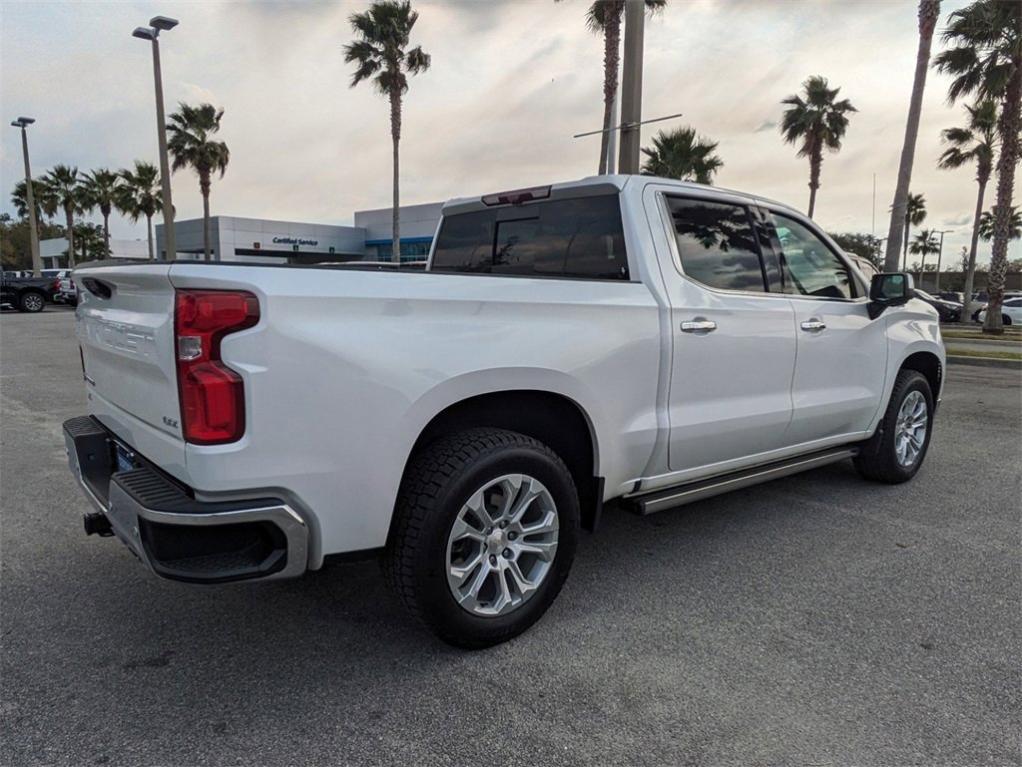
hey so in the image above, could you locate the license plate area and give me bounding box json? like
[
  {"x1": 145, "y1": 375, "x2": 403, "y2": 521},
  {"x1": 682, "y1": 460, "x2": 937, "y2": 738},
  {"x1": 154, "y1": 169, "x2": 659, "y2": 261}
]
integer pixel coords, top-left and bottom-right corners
[{"x1": 112, "y1": 440, "x2": 139, "y2": 474}]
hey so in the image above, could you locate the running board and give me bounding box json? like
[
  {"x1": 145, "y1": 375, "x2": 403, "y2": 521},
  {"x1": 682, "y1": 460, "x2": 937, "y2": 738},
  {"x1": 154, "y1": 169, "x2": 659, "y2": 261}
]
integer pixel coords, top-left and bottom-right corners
[{"x1": 627, "y1": 447, "x2": 859, "y2": 516}]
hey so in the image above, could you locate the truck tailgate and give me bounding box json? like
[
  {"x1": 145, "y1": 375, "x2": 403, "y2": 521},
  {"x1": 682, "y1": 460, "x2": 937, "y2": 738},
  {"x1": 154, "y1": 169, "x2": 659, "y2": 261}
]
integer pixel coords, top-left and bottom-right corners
[{"x1": 76, "y1": 264, "x2": 183, "y2": 445}]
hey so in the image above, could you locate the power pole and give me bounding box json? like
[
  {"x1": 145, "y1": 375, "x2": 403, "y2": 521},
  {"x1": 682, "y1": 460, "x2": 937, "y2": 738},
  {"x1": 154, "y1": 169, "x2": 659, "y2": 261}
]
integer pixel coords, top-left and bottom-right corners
[{"x1": 617, "y1": 0, "x2": 644, "y2": 174}]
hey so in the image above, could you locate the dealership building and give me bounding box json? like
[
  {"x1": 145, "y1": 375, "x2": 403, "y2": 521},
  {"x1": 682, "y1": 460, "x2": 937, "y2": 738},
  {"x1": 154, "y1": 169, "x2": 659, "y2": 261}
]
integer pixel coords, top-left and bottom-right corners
[{"x1": 154, "y1": 202, "x2": 442, "y2": 264}]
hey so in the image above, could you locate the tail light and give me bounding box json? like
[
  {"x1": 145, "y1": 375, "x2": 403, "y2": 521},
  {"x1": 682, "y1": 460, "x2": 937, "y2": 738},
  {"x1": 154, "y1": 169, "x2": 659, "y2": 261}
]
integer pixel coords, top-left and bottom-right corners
[{"x1": 174, "y1": 290, "x2": 259, "y2": 444}]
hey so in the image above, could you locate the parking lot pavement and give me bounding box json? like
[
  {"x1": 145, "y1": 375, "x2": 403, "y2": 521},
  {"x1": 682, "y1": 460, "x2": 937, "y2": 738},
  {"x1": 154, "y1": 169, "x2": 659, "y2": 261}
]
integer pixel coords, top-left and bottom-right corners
[{"x1": 2, "y1": 308, "x2": 1019, "y2": 767}]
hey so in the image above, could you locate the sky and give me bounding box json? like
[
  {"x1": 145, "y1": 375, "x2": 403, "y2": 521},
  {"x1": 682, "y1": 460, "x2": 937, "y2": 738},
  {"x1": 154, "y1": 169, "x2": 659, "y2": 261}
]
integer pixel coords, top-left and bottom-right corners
[{"x1": 1, "y1": 0, "x2": 1018, "y2": 265}]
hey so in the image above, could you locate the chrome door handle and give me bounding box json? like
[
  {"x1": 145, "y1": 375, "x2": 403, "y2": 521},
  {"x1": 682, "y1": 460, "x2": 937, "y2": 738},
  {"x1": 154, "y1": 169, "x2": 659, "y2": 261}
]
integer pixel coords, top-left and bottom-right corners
[
  {"x1": 681, "y1": 318, "x2": 717, "y2": 334},
  {"x1": 800, "y1": 318, "x2": 826, "y2": 332}
]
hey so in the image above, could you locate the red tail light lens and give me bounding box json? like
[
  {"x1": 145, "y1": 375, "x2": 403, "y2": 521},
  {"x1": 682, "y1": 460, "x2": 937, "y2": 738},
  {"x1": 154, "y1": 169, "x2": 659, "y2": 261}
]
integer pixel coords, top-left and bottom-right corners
[{"x1": 175, "y1": 290, "x2": 259, "y2": 444}]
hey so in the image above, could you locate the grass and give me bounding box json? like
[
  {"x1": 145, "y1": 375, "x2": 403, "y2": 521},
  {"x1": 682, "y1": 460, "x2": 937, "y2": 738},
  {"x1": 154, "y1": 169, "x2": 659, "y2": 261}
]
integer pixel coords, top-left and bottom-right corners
[
  {"x1": 942, "y1": 329, "x2": 1022, "y2": 341},
  {"x1": 945, "y1": 348, "x2": 1022, "y2": 361}
]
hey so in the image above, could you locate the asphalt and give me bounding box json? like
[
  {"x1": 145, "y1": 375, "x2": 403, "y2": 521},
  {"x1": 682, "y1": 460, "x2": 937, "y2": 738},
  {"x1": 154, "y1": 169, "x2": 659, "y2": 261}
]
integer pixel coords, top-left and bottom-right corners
[{"x1": 2, "y1": 306, "x2": 1020, "y2": 767}]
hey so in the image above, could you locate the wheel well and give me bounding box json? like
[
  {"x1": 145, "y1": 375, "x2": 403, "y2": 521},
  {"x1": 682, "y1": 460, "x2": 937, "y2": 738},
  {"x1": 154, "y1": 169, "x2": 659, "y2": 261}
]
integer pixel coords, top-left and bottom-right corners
[
  {"x1": 900, "y1": 351, "x2": 942, "y2": 398},
  {"x1": 405, "y1": 390, "x2": 601, "y2": 530}
]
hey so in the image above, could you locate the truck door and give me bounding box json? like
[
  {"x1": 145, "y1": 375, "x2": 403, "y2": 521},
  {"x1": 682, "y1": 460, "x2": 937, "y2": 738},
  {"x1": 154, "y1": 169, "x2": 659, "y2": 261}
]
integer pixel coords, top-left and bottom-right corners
[
  {"x1": 642, "y1": 185, "x2": 798, "y2": 475},
  {"x1": 761, "y1": 209, "x2": 887, "y2": 444}
]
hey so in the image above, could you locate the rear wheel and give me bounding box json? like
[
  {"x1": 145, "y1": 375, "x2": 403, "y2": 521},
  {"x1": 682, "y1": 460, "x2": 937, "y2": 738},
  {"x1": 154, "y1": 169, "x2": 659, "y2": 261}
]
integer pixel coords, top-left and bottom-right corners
[
  {"x1": 385, "y1": 428, "x2": 579, "y2": 649},
  {"x1": 18, "y1": 291, "x2": 45, "y2": 313},
  {"x1": 854, "y1": 370, "x2": 933, "y2": 484},
  {"x1": 1002, "y1": 314, "x2": 1012, "y2": 326}
]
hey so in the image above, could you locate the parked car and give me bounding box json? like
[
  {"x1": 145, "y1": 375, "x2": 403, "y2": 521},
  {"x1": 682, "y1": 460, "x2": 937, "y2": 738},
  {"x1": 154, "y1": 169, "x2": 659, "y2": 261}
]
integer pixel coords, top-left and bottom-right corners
[
  {"x1": 0, "y1": 269, "x2": 56, "y2": 312},
  {"x1": 62, "y1": 176, "x2": 945, "y2": 648},
  {"x1": 913, "y1": 289, "x2": 962, "y2": 323},
  {"x1": 44, "y1": 269, "x2": 72, "y2": 302},
  {"x1": 977, "y1": 297, "x2": 1022, "y2": 326},
  {"x1": 970, "y1": 290, "x2": 1022, "y2": 321}
]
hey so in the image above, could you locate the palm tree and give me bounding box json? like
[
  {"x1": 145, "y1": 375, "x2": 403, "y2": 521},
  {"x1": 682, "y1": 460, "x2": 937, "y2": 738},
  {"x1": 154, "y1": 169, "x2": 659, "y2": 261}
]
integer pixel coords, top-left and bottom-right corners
[
  {"x1": 883, "y1": 0, "x2": 941, "y2": 272},
  {"x1": 43, "y1": 165, "x2": 84, "y2": 268},
  {"x1": 11, "y1": 177, "x2": 56, "y2": 228},
  {"x1": 909, "y1": 228, "x2": 941, "y2": 283},
  {"x1": 116, "y1": 161, "x2": 162, "y2": 260},
  {"x1": 640, "y1": 126, "x2": 723, "y2": 184},
  {"x1": 935, "y1": 0, "x2": 1021, "y2": 334},
  {"x1": 937, "y1": 100, "x2": 998, "y2": 321},
  {"x1": 166, "y1": 103, "x2": 230, "y2": 261},
  {"x1": 894, "y1": 192, "x2": 928, "y2": 270},
  {"x1": 571, "y1": 0, "x2": 667, "y2": 174},
  {"x1": 73, "y1": 222, "x2": 106, "y2": 262},
  {"x1": 780, "y1": 75, "x2": 857, "y2": 218},
  {"x1": 80, "y1": 169, "x2": 121, "y2": 251},
  {"x1": 344, "y1": 0, "x2": 430, "y2": 264},
  {"x1": 978, "y1": 206, "x2": 1021, "y2": 242}
]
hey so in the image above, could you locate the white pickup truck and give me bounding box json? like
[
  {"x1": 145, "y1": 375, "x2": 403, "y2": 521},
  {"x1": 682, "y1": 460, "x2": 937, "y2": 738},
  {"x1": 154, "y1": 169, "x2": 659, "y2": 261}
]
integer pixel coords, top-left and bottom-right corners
[{"x1": 64, "y1": 175, "x2": 944, "y2": 648}]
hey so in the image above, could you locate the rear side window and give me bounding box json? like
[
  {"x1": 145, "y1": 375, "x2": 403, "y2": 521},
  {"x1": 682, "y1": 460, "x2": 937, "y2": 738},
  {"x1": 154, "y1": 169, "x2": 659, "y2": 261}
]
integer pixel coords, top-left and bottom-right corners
[
  {"x1": 431, "y1": 194, "x2": 629, "y2": 280},
  {"x1": 665, "y1": 196, "x2": 767, "y2": 292}
]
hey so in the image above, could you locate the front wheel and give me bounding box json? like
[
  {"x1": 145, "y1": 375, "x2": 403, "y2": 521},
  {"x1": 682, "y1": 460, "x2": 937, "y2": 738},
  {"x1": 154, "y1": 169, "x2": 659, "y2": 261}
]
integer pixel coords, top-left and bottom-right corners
[
  {"x1": 854, "y1": 370, "x2": 934, "y2": 484},
  {"x1": 385, "y1": 428, "x2": 579, "y2": 649},
  {"x1": 18, "y1": 291, "x2": 45, "y2": 313}
]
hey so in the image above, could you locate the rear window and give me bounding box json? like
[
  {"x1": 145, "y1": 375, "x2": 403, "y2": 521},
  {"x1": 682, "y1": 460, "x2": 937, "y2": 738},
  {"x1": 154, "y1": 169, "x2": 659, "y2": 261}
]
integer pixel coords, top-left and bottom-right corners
[{"x1": 430, "y1": 194, "x2": 629, "y2": 280}]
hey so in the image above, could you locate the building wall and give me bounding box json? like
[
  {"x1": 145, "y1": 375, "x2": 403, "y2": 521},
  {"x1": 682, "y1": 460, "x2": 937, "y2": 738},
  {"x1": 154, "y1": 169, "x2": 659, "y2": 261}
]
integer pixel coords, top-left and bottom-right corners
[
  {"x1": 157, "y1": 217, "x2": 367, "y2": 263},
  {"x1": 355, "y1": 202, "x2": 442, "y2": 261},
  {"x1": 39, "y1": 237, "x2": 152, "y2": 266}
]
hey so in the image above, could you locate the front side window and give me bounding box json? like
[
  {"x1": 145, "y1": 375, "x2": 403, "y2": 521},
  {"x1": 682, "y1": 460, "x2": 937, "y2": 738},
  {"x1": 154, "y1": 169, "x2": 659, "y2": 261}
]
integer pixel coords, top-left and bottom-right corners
[
  {"x1": 431, "y1": 194, "x2": 629, "y2": 280},
  {"x1": 770, "y1": 213, "x2": 857, "y2": 299},
  {"x1": 665, "y1": 197, "x2": 767, "y2": 292}
]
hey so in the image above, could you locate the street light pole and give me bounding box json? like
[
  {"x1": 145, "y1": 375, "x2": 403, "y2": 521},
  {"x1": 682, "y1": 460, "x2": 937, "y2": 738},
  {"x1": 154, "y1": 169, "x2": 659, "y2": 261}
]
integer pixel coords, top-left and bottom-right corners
[
  {"x1": 134, "y1": 16, "x2": 178, "y2": 261},
  {"x1": 934, "y1": 229, "x2": 952, "y2": 293},
  {"x1": 617, "y1": 0, "x2": 644, "y2": 174},
  {"x1": 10, "y1": 117, "x2": 42, "y2": 276}
]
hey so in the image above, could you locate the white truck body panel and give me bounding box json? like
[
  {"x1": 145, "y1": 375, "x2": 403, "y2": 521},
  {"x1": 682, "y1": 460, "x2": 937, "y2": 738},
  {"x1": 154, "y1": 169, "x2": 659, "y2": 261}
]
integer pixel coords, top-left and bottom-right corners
[{"x1": 72, "y1": 175, "x2": 945, "y2": 571}]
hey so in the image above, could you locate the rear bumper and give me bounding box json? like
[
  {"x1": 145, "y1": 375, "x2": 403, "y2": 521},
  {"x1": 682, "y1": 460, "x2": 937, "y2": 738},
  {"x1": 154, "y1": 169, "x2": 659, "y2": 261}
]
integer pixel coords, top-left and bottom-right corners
[{"x1": 62, "y1": 415, "x2": 308, "y2": 583}]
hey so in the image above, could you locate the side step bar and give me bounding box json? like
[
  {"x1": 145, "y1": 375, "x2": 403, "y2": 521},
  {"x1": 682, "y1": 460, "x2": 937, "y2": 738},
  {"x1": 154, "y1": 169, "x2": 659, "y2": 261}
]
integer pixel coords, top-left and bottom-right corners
[{"x1": 627, "y1": 446, "x2": 859, "y2": 516}]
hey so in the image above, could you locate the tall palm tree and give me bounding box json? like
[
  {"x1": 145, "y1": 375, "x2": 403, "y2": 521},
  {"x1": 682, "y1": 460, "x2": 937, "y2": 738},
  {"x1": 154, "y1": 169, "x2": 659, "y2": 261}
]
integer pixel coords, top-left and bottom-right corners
[
  {"x1": 937, "y1": 100, "x2": 998, "y2": 322},
  {"x1": 935, "y1": 0, "x2": 1021, "y2": 334},
  {"x1": 571, "y1": 0, "x2": 667, "y2": 174},
  {"x1": 978, "y1": 205, "x2": 1021, "y2": 242},
  {"x1": 909, "y1": 228, "x2": 941, "y2": 280},
  {"x1": 344, "y1": 0, "x2": 430, "y2": 264},
  {"x1": 116, "y1": 161, "x2": 162, "y2": 260},
  {"x1": 883, "y1": 0, "x2": 941, "y2": 272},
  {"x1": 81, "y1": 169, "x2": 121, "y2": 251},
  {"x1": 166, "y1": 103, "x2": 230, "y2": 261},
  {"x1": 640, "y1": 126, "x2": 723, "y2": 184},
  {"x1": 43, "y1": 165, "x2": 84, "y2": 268},
  {"x1": 780, "y1": 75, "x2": 857, "y2": 218}
]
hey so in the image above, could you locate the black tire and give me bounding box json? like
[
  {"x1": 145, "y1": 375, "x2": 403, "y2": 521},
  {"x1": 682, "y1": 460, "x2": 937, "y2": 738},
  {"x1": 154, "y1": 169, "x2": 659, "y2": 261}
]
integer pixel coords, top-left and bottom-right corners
[
  {"x1": 18, "y1": 290, "x2": 45, "y2": 313},
  {"x1": 854, "y1": 370, "x2": 934, "y2": 484},
  {"x1": 384, "y1": 428, "x2": 580, "y2": 649},
  {"x1": 1002, "y1": 314, "x2": 1012, "y2": 326}
]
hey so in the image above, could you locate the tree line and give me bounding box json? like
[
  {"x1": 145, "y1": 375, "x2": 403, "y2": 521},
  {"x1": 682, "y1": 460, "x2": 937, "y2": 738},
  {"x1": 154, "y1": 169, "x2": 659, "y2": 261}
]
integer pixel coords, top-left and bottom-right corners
[{"x1": 7, "y1": 103, "x2": 228, "y2": 267}]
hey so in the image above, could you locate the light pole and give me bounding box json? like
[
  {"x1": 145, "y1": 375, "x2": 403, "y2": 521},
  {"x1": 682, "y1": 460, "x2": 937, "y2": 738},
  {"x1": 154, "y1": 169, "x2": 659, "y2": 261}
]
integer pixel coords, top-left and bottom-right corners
[
  {"x1": 10, "y1": 117, "x2": 42, "y2": 276},
  {"x1": 133, "y1": 16, "x2": 177, "y2": 261},
  {"x1": 934, "y1": 229, "x2": 952, "y2": 293}
]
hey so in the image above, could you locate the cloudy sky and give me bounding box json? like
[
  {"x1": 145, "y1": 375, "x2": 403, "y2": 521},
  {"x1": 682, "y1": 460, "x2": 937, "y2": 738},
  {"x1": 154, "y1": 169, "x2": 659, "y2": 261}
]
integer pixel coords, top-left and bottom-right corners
[{"x1": 1, "y1": 0, "x2": 1017, "y2": 264}]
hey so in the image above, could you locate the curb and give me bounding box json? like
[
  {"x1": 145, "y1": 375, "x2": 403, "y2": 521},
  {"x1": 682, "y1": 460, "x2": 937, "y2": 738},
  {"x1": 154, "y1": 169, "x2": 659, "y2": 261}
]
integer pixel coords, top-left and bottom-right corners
[
  {"x1": 941, "y1": 336, "x2": 1022, "y2": 348},
  {"x1": 947, "y1": 355, "x2": 1022, "y2": 370}
]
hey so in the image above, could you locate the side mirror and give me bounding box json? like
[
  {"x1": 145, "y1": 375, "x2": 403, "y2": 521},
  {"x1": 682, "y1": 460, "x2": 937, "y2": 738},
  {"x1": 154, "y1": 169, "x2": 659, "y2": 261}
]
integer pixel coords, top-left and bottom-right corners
[{"x1": 868, "y1": 272, "x2": 914, "y2": 319}]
